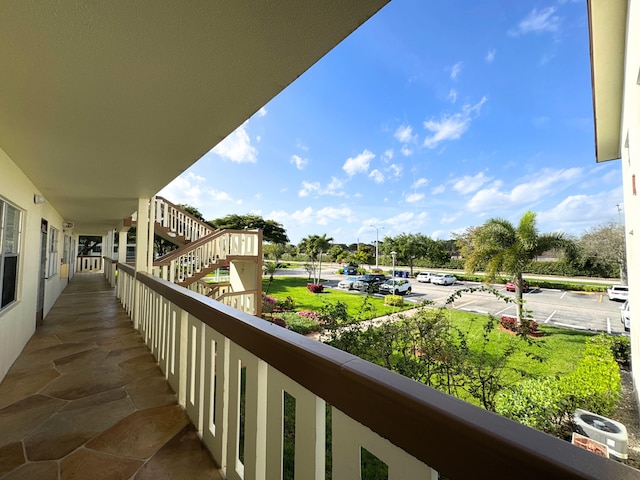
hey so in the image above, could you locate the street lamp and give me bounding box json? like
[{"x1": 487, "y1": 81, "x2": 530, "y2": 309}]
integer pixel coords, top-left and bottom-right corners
[
  {"x1": 369, "y1": 225, "x2": 383, "y2": 270},
  {"x1": 391, "y1": 251, "x2": 396, "y2": 279}
]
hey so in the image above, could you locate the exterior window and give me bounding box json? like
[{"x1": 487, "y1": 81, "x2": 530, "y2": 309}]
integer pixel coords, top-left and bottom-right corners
[
  {"x1": 0, "y1": 200, "x2": 22, "y2": 309},
  {"x1": 47, "y1": 227, "x2": 59, "y2": 278}
]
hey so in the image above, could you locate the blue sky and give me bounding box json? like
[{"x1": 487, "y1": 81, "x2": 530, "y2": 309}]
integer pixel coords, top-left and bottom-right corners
[{"x1": 159, "y1": 0, "x2": 623, "y2": 245}]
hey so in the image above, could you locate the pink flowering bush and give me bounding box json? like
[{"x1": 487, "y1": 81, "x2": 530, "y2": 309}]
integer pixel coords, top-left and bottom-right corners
[
  {"x1": 306, "y1": 283, "x2": 324, "y2": 293},
  {"x1": 500, "y1": 316, "x2": 540, "y2": 337}
]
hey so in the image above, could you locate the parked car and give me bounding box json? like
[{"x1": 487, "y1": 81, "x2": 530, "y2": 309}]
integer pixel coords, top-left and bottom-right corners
[
  {"x1": 379, "y1": 279, "x2": 412, "y2": 295},
  {"x1": 607, "y1": 285, "x2": 629, "y2": 301},
  {"x1": 505, "y1": 280, "x2": 529, "y2": 292},
  {"x1": 620, "y1": 300, "x2": 630, "y2": 331},
  {"x1": 431, "y1": 273, "x2": 456, "y2": 286},
  {"x1": 343, "y1": 265, "x2": 358, "y2": 275},
  {"x1": 353, "y1": 273, "x2": 387, "y2": 292},
  {"x1": 337, "y1": 276, "x2": 361, "y2": 290},
  {"x1": 416, "y1": 272, "x2": 436, "y2": 283}
]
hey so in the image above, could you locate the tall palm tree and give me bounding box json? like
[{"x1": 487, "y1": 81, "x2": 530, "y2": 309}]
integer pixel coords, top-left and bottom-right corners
[
  {"x1": 465, "y1": 210, "x2": 572, "y2": 321},
  {"x1": 314, "y1": 233, "x2": 333, "y2": 284}
]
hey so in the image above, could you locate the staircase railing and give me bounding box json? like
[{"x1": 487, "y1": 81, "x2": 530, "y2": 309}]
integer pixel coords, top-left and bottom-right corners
[
  {"x1": 153, "y1": 229, "x2": 260, "y2": 286},
  {"x1": 153, "y1": 196, "x2": 214, "y2": 242}
]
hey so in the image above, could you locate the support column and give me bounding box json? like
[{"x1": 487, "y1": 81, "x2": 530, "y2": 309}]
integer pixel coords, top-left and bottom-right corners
[
  {"x1": 135, "y1": 197, "x2": 150, "y2": 273},
  {"x1": 118, "y1": 229, "x2": 128, "y2": 264},
  {"x1": 147, "y1": 196, "x2": 156, "y2": 273}
]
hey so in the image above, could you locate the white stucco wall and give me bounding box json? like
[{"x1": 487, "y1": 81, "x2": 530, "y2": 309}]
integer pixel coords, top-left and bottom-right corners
[
  {"x1": 621, "y1": 0, "x2": 640, "y2": 398},
  {"x1": 0, "y1": 147, "x2": 69, "y2": 381}
]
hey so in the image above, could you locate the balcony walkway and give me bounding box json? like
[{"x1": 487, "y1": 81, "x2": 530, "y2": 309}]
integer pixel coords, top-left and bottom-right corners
[{"x1": 0, "y1": 273, "x2": 222, "y2": 480}]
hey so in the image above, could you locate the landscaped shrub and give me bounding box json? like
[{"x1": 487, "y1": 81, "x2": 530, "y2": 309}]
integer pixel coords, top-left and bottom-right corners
[
  {"x1": 499, "y1": 316, "x2": 540, "y2": 336},
  {"x1": 262, "y1": 293, "x2": 277, "y2": 313},
  {"x1": 276, "y1": 295, "x2": 295, "y2": 312},
  {"x1": 496, "y1": 334, "x2": 621, "y2": 438},
  {"x1": 306, "y1": 283, "x2": 324, "y2": 293},
  {"x1": 271, "y1": 312, "x2": 321, "y2": 334},
  {"x1": 384, "y1": 295, "x2": 404, "y2": 306},
  {"x1": 609, "y1": 335, "x2": 631, "y2": 367}
]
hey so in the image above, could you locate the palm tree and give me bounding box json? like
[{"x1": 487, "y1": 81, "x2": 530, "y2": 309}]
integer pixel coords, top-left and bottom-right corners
[
  {"x1": 314, "y1": 234, "x2": 333, "y2": 284},
  {"x1": 465, "y1": 211, "x2": 572, "y2": 322}
]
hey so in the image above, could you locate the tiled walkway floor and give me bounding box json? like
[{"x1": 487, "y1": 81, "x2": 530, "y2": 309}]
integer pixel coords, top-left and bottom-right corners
[{"x1": 0, "y1": 273, "x2": 222, "y2": 480}]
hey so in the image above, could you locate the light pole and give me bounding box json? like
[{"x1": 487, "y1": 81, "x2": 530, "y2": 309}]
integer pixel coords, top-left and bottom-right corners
[
  {"x1": 391, "y1": 251, "x2": 396, "y2": 279},
  {"x1": 369, "y1": 225, "x2": 383, "y2": 270}
]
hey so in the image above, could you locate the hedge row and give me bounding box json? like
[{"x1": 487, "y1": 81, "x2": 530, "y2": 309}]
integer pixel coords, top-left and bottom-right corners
[
  {"x1": 411, "y1": 258, "x2": 618, "y2": 279},
  {"x1": 495, "y1": 334, "x2": 621, "y2": 438}
]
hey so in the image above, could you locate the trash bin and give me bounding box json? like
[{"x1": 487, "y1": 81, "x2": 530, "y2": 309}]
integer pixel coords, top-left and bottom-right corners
[{"x1": 403, "y1": 271, "x2": 409, "y2": 278}]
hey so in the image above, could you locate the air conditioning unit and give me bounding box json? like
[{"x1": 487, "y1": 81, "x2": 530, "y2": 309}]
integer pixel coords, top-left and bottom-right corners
[{"x1": 573, "y1": 408, "x2": 628, "y2": 461}]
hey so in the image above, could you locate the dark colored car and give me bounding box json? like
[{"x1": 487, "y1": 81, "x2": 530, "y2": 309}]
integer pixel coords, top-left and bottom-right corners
[
  {"x1": 343, "y1": 265, "x2": 358, "y2": 275},
  {"x1": 353, "y1": 273, "x2": 387, "y2": 293}
]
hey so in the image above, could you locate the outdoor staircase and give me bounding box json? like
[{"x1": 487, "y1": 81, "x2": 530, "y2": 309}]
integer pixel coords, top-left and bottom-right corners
[{"x1": 128, "y1": 197, "x2": 262, "y2": 314}]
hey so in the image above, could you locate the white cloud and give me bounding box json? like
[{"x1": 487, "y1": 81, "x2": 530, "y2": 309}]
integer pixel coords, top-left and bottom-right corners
[
  {"x1": 369, "y1": 169, "x2": 385, "y2": 184},
  {"x1": 298, "y1": 177, "x2": 345, "y2": 197},
  {"x1": 450, "y1": 61, "x2": 463, "y2": 80},
  {"x1": 486, "y1": 49, "x2": 496, "y2": 63},
  {"x1": 212, "y1": 122, "x2": 258, "y2": 163},
  {"x1": 538, "y1": 187, "x2": 624, "y2": 233},
  {"x1": 412, "y1": 178, "x2": 429, "y2": 189},
  {"x1": 382, "y1": 149, "x2": 394, "y2": 162},
  {"x1": 385, "y1": 211, "x2": 430, "y2": 233},
  {"x1": 423, "y1": 97, "x2": 487, "y2": 149},
  {"x1": 388, "y1": 164, "x2": 403, "y2": 178},
  {"x1": 451, "y1": 172, "x2": 492, "y2": 194},
  {"x1": 509, "y1": 7, "x2": 561, "y2": 36},
  {"x1": 343, "y1": 149, "x2": 375, "y2": 176},
  {"x1": 395, "y1": 125, "x2": 415, "y2": 143},
  {"x1": 158, "y1": 172, "x2": 205, "y2": 206},
  {"x1": 316, "y1": 206, "x2": 354, "y2": 225},
  {"x1": 467, "y1": 167, "x2": 583, "y2": 212},
  {"x1": 257, "y1": 107, "x2": 267, "y2": 117},
  {"x1": 441, "y1": 212, "x2": 462, "y2": 224},
  {"x1": 401, "y1": 145, "x2": 413, "y2": 156},
  {"x1": 432, "y1": 184, "x2": 446, "y2": 194},
  {"x1": 448, "y1": 89, "x2": 457, "y2": 103},
  {"x1": 406, "y1": 192, "x2": 425, "y2": 203},
  {"x1": 298, "y1": 181, "x2": 320, "y2": 198},
  {"x1": 290, "y1": 154, "x2": 309, "y2": 170}
]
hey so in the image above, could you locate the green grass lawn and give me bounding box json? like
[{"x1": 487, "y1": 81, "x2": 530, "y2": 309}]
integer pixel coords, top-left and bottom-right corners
[
  {"x1": 440, "y1": 309, "x2": 593, "y2": 379},
  {"x1": 262, "y1": 276, "x2": 416, "y2": 319},
  {"x1": 263, "y1": 277, "x2": 593, "y2": 380}
]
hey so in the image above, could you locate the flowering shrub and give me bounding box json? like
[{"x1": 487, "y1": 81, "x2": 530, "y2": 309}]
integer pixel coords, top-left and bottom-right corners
[
  {"x1": 306, "y1": 283, "x2": 324, "y2": 293},
  {"x1": 298, "y1": 310, "x2": 322, "y2": 321},
  {"x1": 500, "y1": 316, "x2": 540, "y2": 336},
  {"x1": 262, "y1": 293, "x2": 277, "y2": 313},
  {"x1": 270, "y1": 317, "x2": 288, "y2": 328}
]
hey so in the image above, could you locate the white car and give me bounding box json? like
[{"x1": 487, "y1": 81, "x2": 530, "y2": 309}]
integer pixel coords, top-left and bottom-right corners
[
  {"x1": 620, "y1": 300, "x2": 630, "y2": 331},
  {"x1": 337, "y1": 276, "x2": 361, "y2": 290},
  {"x1": 607, "y1": 285, "x2": 629, "y2": 301},
  {"x1": 432, "y1": 274, "x2": 456, "y2": 286},
  {"x1": 416, "y1": 272, "x2": 436, "y2": 283},
  {"x1": 379, "y1": 279, "x2": 412, "y2": 295}
]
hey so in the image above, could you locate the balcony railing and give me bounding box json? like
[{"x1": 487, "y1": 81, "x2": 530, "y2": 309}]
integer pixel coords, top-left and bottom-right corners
[
  {"x1": 76, "y1": 255, "x2": 103, "y2": 272},
  {"x1": 114, "y1": 263, "x2": 635, "y2": 480}
]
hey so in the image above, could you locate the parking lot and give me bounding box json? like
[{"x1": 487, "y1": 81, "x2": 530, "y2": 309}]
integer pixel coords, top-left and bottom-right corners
[{"x1": 283, "y1": 268, "x2": 626, "y2": 334}]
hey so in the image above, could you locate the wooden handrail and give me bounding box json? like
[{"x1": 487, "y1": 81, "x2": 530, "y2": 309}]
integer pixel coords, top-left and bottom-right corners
[{"x1": 128, "y1": 268, "x2": 636, "y2": 480}]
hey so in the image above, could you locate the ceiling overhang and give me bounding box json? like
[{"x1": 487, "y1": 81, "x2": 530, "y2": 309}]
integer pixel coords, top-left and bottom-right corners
[
  {"x1": 587, "y1": 0, "x2": 628, "y2": 163},
  {"x1": 0, "y1": 1, "x2": 389, "y2": 233}
]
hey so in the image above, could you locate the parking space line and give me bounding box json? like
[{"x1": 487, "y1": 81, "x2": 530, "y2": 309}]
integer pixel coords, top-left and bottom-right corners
[
  {"x1": 553, "y1": 322, "x2": 590, "y2": 330},
  {"x1": 460, "y1": 307, "x2": 489, "y2": 315},
  {"x1": 559, "y1": 291, "x2": 567, "y2": 300},
  {"x1": 607, "y1": 317, "x2": 611, "y2": 334},
  {"x1": 456, "y1": 300, "x2": 477, "y2": 309},
  {"x1": 494, "y1": 305, "x2": 513, "y2": 316},
  {"x1": 544, "y1": 311, "x2": 557, "y2": 324},
  {"x1": 599, "y1": 294, "x2": 603, "y2": 303}
]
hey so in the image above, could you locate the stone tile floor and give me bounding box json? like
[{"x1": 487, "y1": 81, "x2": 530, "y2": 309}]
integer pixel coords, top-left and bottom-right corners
[{"x1": 0, "y1": 273, "x2": 222, "y2": 480}]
